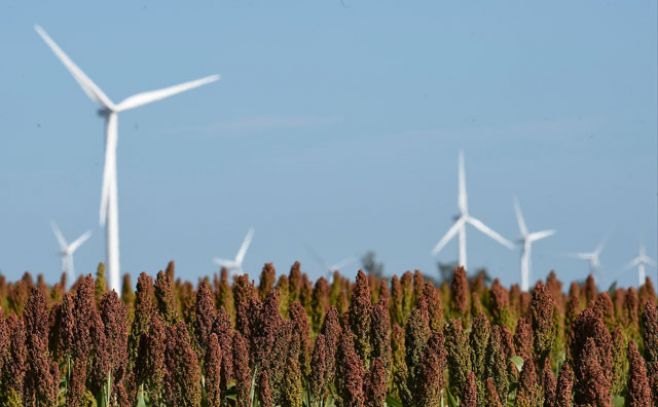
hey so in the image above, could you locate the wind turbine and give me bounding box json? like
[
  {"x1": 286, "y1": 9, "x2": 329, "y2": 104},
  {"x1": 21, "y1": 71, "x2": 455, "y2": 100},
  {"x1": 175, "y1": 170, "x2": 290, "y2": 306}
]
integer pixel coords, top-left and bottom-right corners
[
  {"x1": 36, "y1": 26, "x2": 220, "y2": 293},
  {"x1": 569, "y1": 238, "x2": 606, "y2": 281},
  {"x1": 306, "y1": 245, "x2": 356, "y2": 281},
  {"x1": 432, "y1": 151, "x2": 514, "y2": 271},
  {"x1": 513, "y1": 198, "x2": 556, "y2": 291},
  {"x1": 213, "y1": 228, "x2": 255, "y2": 277},
  {"x1": 625, "y1": 245, "x2": 657, "y2": 286},
  {"x1": 50, "y1": 221, "x2": 92, "y2": 287}
]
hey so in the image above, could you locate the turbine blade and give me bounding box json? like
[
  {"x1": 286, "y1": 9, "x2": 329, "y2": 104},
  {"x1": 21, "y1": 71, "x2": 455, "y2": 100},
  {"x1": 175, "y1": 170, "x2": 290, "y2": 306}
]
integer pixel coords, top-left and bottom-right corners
[
  {"x1": 458, "y1": 151, "x2": 468, "y2": 215},
  {"x1": 34, "y1": 25, "x2": 114, "y2": 109},
  {"x1": 212, "y1": 258, "x2": 233, "y2": 268},
  {"x1": 467, "y1": 216, "x2": 514, "y2": 249},
  {"x1": 69, "y1": 230, "x2": 92, "y2": 253},
  {"x1": 528, "y1": 229, "x2": 556, "y2": 242},
  {"x1": 235, "y1": 228, "x2": 254, "y2": 264},
  {"x1": 116, "y1": 74, "x2": 220, "y2": 111},
  {"x1": 305, "y1": 244, "x2": 330, "y2": 271},
  {"x1": 432, "y1": 218, "x2": 464, "y2": 255},
  {"x1": 644, "y1": 256, "x2": 657, "y2": 268},
  {"x1": 513, "y1": 197, "x2": 528, "y2": 237},
  {"x1": 569, "y1": 252, "x2": 593, "y2": 260},
  {"x1": 50, "y1": 221, "x2": 68, "y2": 250},
  {"x1": 625, "y1": 257, "x2": 641, "y2": 270}
]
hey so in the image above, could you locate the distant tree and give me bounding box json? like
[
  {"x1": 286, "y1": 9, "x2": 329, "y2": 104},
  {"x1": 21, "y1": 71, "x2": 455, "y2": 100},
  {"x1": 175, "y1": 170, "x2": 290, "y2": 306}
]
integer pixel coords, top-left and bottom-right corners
[
  {"x1": 361, "y1": 251, "x2": 384, "y2": 278},
  {"x1": 607, "y1": 281, "x2": 618, "y2": 295},
  {"x1": 437, "y1": 261, "x2": 458, "y2": 283},
  {"x1": 472, "y1": 268, "x2": 493, "y2": 284}
]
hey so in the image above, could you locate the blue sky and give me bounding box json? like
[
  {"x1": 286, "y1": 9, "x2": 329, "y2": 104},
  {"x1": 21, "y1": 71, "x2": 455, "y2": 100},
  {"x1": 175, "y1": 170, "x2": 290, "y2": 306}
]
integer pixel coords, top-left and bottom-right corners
[{"x1": 0, "y1": 1, "x2": 655, "y2": 288}]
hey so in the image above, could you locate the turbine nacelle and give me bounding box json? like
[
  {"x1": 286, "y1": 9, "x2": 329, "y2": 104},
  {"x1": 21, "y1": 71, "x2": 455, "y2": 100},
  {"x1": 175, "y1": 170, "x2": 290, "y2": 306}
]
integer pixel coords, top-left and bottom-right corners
[{"x1": 97, "y1": 107, "x2": 113, "y2": 118}]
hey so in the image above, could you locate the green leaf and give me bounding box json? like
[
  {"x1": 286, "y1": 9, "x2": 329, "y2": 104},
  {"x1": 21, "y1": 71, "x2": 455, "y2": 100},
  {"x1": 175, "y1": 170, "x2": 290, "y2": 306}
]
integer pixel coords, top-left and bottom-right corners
[
  {"x1": 510, "y1": 355, "x2": 524, "y2": 372},
  {"x1": 249, "y1": 365, "x2": 259, "y2": 407},
  {"x1": 136, "y1": 386, "x2": 147, "y2": 407},
  {"x1": 385, "y1": 395, "x2": 404, "y2": 407},
  {"x1": 104, "y1": 372, "x2": 112, "y2": 407},
  {"x1": 445, "y1": 388, "x2": 459, "y2": 407},
  {"x1": 225, "y1": 393, "x2": 238, "y2": 402},
  {"x1": 612, "y1": 395, "x2": 625, "y2": 407}
]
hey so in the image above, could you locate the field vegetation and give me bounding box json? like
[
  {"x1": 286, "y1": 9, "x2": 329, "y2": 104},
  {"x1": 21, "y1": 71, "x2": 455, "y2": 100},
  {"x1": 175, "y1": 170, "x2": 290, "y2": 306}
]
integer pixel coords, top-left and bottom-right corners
[{"x1": 0, "y1": 262, "x2": 656, "y2": 406}]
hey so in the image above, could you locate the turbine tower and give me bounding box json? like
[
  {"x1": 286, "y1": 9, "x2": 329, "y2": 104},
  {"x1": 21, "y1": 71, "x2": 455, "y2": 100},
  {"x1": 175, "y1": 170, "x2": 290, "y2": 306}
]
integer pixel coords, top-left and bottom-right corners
[
  {"x1": 625, "y1": 245, "x2": 657, "y2": 286},
  {"x1": 213, "y1": 228, "x2": 255, "y2": 277},
  {"x1": 432, "y1": 151, "x2": 513, "y2": 271},
  {"x1": 50, "y1": 221, "x2": 92, "y2": 287},
  {"x1": 36, "y1": 26, "x2": 220, "y2": 293},
  {"x1": 570, "y1": 238, "x2": 606, "y2": 281},
  {"x1": 513, "y1": 198, "x2": 555, "y2": 291}
]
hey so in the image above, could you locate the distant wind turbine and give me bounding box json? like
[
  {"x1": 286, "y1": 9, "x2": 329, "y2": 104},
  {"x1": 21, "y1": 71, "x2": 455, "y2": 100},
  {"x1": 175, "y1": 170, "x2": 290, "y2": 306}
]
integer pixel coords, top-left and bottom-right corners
[
  {"x1": 35, "y1": 25, "x2": 220, "y2": 293},
  {"x1": 306, "y1": 245, "x2": 356, "y2": 280},
  {"x1": 513, "y1": 198, "x2": 556, "y2": 291},
  {"x1": 50, "y1": 221, "x2": 92, "y2": 287},
  {"x1": 213, "y1": 228, "x2": 255, "y2": 277},
  {"x1": 569, "y1": 238, "x2": 606, "y2": 281},
  {"x1": 625, "y1": 245, "x2": 657, "y2": 286},
  {"x1": 432, "y1": 151, "x2": 514, "y2": 271}
]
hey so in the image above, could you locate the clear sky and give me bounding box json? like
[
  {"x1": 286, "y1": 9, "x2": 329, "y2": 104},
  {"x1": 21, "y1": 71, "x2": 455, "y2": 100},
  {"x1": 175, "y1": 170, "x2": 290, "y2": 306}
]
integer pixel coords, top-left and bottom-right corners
[{"x1": 0, "y1": 1, "x2": 655, "y2": 288}]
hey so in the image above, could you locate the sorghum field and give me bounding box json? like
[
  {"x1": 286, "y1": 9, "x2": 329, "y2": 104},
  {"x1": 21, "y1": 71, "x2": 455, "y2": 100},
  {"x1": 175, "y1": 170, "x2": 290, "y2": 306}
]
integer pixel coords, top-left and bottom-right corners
[{"x1": 0, "y1": 262, "x2": 657, "y2": 407}]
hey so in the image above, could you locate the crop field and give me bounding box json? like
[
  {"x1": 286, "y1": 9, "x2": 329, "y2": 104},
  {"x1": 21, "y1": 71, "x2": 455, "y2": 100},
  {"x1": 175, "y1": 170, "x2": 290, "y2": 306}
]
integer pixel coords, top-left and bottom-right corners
[{"x1": 0, "y1": 263, "x2": 656, "y2": 407}]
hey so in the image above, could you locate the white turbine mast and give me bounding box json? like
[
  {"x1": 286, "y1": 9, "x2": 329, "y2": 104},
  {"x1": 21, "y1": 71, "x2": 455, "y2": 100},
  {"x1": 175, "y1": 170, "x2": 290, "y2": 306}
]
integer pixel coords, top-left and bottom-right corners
[
  {"x1": 432, "y1": 151, "x2": 514, "y2": 271},
  {"x1": 513, "y1": 198, "x2": 555, "y2": 291},
  {"x1": 625, "y1": 245, "x2": 657, "y2": 286},
  {"x1": 213, "y1": 228, "x2": 255, "y2": 277},
  {"x1": 36, "y1": 25, "x2": 220, "y2": 293},
  {"x1": 569, "y1": 238, "x2": 606, "y2": 281},
  {"x1": 50, "y1": 221, "x2": 92, "y2": 287}
]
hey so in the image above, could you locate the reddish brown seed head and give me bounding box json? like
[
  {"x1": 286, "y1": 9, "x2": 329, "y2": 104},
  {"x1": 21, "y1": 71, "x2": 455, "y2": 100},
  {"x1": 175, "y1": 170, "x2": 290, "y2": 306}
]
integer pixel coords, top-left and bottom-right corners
[
  {"x1": 450, "y1": 267, "x2": 470, "y2": 315},
  {"x1": 205, "y1": 333, "x2": 222, "y2": 407},
  {"x1": 194, "y1": 278, "x2": 217, "y2": 350},
  {"x1": 349, "y1": 270, "x2": 372, "y2": 362}
]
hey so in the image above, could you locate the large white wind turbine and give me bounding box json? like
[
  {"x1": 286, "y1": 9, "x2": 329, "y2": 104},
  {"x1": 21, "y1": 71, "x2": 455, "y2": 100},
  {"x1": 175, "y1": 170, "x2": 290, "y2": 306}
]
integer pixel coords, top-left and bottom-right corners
[
  {"x1": 432, "y1": 151, "x2": 514, "y2": 271},
  {"x1": 213, "y1": 228, "x2": 255, "y2": 276},
  {"x1": 625, "y1": 245, "x2": 657, "y2": 286},
  {"x1": 513, "y1": 198, "x2": 555, "y2": 291},
  {"x1": 36, "y1": 26, "x2": 220, "y2": 293},
  {"x1": 569, "y1": 238, "x2": 606, "y2": 280},
  {"x1": 50, "y1": 221, "x2": 92, "y2": 286}
]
